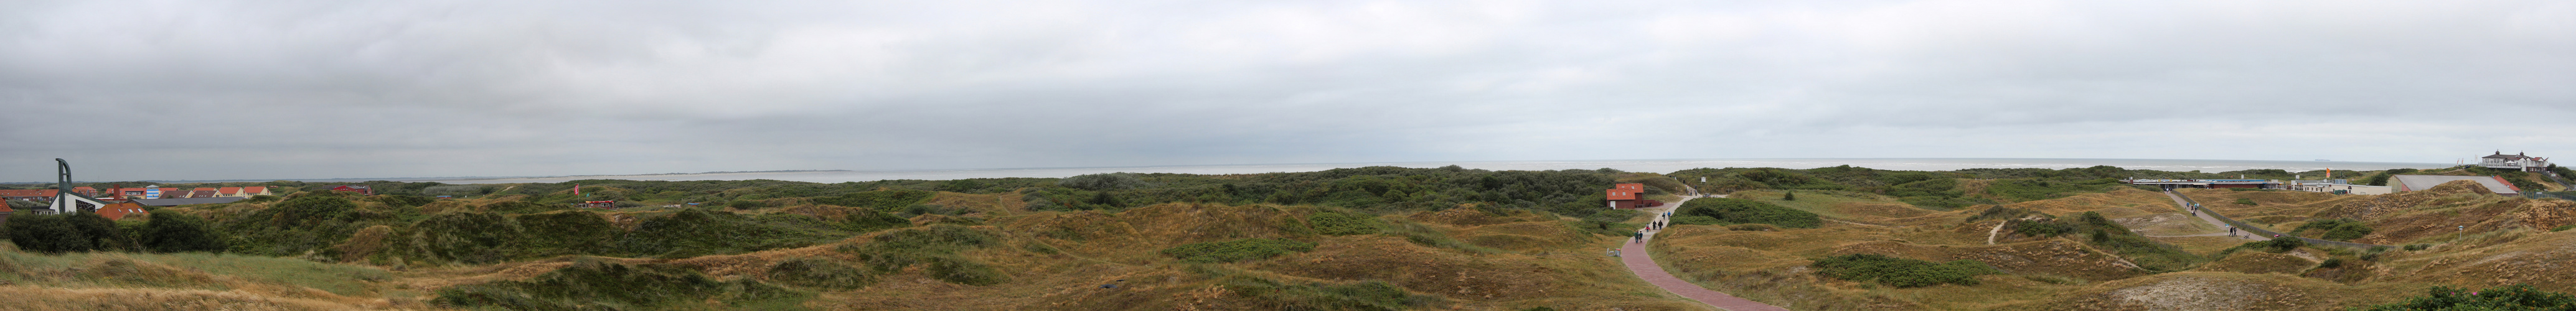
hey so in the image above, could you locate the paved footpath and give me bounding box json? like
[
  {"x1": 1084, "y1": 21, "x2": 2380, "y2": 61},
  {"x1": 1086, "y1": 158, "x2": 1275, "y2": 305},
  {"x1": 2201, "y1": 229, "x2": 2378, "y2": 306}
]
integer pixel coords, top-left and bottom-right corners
[
  {"x1": 2157, "y1": 191, "x2": 2268, "y2": 241},
  {"x1": 1620, "y1": 196, "x2": 1792, "y2": 311}
]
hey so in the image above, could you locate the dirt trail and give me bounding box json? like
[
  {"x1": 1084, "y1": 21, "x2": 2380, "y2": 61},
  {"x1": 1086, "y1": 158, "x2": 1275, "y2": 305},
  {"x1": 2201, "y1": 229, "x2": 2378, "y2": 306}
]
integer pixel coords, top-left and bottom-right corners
[
  {"x1": 1988, "y1": 221, "x2": 2009, "y2": 244},
  {"x1": 1622, "y1": 196, "x2": 1791, "y2": 311}
]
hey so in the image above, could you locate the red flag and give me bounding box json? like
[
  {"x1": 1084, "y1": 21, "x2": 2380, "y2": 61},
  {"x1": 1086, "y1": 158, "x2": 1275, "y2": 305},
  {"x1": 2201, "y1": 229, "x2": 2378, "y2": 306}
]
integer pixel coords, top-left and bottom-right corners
[{"x1": 574, "y1": 184, "x2": 581, "y2": 195}]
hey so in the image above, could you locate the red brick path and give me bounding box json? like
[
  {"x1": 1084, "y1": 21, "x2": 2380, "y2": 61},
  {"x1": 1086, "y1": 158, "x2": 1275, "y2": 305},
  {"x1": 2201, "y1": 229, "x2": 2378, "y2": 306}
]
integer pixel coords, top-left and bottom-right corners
[{"x1": 1622, "y1": 197, "x2": 1791, "y2": 311}]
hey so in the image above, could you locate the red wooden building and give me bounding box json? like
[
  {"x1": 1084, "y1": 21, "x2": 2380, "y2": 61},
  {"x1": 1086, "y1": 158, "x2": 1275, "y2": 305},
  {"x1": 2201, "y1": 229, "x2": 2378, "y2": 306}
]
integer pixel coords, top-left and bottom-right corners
[{"x1": 1607, "y1": 183, "x2": 1648, "y2": 209}]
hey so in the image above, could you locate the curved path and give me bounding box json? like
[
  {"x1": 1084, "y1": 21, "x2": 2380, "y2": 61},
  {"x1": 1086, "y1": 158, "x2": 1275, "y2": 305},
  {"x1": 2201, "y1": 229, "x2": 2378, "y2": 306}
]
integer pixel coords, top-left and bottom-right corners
[
  {"x1": 1620, "y1": 196, "x2": 1792, "y2": 311},
  {"x1": 2156, "y1": 191, "x2": 2272, "y2": 242}
]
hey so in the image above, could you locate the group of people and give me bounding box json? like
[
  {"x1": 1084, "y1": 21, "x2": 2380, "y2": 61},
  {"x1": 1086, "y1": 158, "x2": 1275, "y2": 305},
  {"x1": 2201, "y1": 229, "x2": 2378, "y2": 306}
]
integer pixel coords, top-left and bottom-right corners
[
  {"x1": 1632, "y1": 212, "x2": 1672, "y2": 243},
  {"x1": 1612, "y1": 212, "x2": 1678, "y2": 257}
]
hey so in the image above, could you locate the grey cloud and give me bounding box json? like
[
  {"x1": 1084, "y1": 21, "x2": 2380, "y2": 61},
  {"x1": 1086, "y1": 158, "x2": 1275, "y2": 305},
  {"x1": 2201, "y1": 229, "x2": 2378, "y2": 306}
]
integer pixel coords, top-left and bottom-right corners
[{"x1": 2, "y1": 0, "x2": 2571, "y2": 181}]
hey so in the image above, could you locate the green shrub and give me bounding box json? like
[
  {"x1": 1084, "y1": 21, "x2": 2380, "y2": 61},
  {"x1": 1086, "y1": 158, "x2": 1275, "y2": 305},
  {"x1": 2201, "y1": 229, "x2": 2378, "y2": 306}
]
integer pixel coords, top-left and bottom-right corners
[
  {"x1": 2356, "y1": 284, "x2": 2576, "y2": 310},
  {"x1": 2554, "y1": 225, "x2": 2573, "y2": 232},
  {"x1": 924, "y1": 256, "x2": 1008, "y2": 285},
  {"x1": 2233, "y1": 198, "x2": 2257, "y2": 205},
  {"x1": 138, "y1": 213, "x2": 226, "y2": 253},
  {"x1": 1808, "y1": 254, "x2": 1998, "y2": 287},
  {"x1": 811, "y1": 190, "x2": 936, "y2": 211},
  {"x1": 1162, "y1": 238, "x2": 1318, "y2": 262},
  {"x1": 839, "y1": 207, "x2": 913, "y2": 233},
  {"x1": 1671, "y1": 216, "x2": 1720, "y2": 225},
  {"x1": 2316, "y1": 258, "x2": 2344, "y2": 269},
  {"x1": 511, "y1": 211, "x2": 619, "y2": 256},
  {"x1": 1216, "y1": 276, "x2": 1437, "y2": 311},
  {"x1": 2010, "y1": 218, "x2": 2076, "y2": 237},
  {"x1": 265, "y1": 195, "x2": 358, "y2": 228},
  {"x1": 482, "y1": 200, "x2": 559, "y2": 214},
  {"x1": 2405, "y1": 244, "x2": 2430, "y2": 251},
  {"x1": 2230, "y1": 236, "x2": 2307, "y2": 254},
  {"x1": 616, "y1": 209, "x2": 851, "y2": 258},
  {"x1": 1675, "y1": 198, "x2": 1820, "y2": 228},
  {"x1": 367, "y1": 195, "x2": 438, "y2": 208},
  {"x1": 1309, "y1": 211, "x2": 1381, "y2": 235},
  {"x1": 766, "y1": 258, "x2": 875, "y2": 290},
  {"x1": 1726, "y1": 223, "x2": 1780, "y2": 231},
  {"x1": 8, "y1": 213, "x2": 92, "y2": 253},
  {"x1": 837, "y1": 225, "x2": 1010, "y2": 286},
  {"x1": 1057, "y1": 173, "x2": 1154, "y2": 191},
  {"x1": 408, "y1": 212, "x2": 521, "y2": 264},
  {"x1": 432, "y1": 258, "x2": 809, "y2": 310},
  {"x1": 2292, "y1": 219, "x2": 2374, "y2": 241}
]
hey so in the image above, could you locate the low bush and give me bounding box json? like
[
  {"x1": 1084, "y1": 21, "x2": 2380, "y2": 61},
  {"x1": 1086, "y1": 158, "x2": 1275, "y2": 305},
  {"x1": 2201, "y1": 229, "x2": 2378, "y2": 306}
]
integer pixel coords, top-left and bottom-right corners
[
  {"x1": 1809, "y1": 254, "x2": 1998, "y2": 288},
  {"x1": 2555, "y1": 225, "x2": 2573, "y2": 232},
  {"x1": 2220, "y1": 236, "x2": 2308, "y2": 256},
  {"x1": 2404, "y1": 244, "x2": 2430, "y2": 251},
  {"x1": 2233, "y1": 198, "x2": 2258, "y2": 205},
  {"x1": 1216, "y1": 275, "x2": 1439, "y2": 311},
  {"x1": 1671, "y1": 215, "x2": 1720, "y2": 225},
  {"x1": 2010, "y1": 218, "x2": 2077, "y2": 237},
  {"x1": 765, "y1": 258, "x2": 875, "y2": 290},
  {"x1": 616, "y1": 209, "x2": 852, "y2": 258},
  {"x1": 811, "y1": 190, "x2": 936, "y2": 211},
  {"x1": 1384, "y1": 221, "x2": 1499, "y2": 253},
  {"x1": 432, "y1": 258, "x2": 808, "y2": 310},
  {"x1": 1726, "y1": 223, "x2": 1780, "y2": 231},
  {"x1": 2001, "y1": 211, "x2": 2202, "y2": 271},
  {"x1": 1057, "y1": 173, "x2": 1154, "y2": 191},
  {"x1": 1162, "y1": 238, "x2": 1317, "y2": 263},
  {"x1": 923, "y1": 256, "x2": 1007, "y2": 285},
  {"x1": 138, "y1": 213, "x2": 227, "y2": 253},
  {"x1": 1675, "y1": 198, "x2": 1820, "y2": 228},
  {"x1": 1309, "y1": 211, "x2": 1381, "y2": 235},
  {"x1": 2292, "y1": 219, "x2": 2373, "y2": 241},
  {"x1": 2316, "y1": 258, "x2": 2344, "y2": 269},
  {"x1": 2356, "y1": 284, "x2": 2576, "y2": 310},
  {"x1": 837, "y1": 225, "x2": 1010, "y2": 286}
]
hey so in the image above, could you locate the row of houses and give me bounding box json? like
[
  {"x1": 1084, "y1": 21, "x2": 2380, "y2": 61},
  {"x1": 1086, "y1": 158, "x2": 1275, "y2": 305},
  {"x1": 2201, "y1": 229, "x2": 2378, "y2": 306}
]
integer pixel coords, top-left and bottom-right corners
[{"x1": 0, "y1": 186, "x2": 273, "y2": 202}]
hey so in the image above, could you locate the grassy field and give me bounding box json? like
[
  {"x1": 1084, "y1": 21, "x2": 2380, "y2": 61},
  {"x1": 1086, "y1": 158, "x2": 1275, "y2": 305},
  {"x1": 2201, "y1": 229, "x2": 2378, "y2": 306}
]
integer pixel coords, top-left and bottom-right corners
[{"x1": 9, "y1": 167, "x2": 2576, "y2": 310}]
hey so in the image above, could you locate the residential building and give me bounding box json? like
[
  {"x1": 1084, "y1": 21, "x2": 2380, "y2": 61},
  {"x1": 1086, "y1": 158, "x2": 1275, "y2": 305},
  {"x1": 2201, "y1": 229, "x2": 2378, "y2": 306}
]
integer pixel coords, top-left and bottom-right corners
[
  {"x1": 1606, "y1": 183, "x2": 1643, "y2": 209},
  {"x1": 0, "y1": 189, "x2": 52, "y2": 201},
  {"x1": 317, "y1": 185, "x2": 374, "y2": 195},
  {"x1": 2479, "y1": 151, "x2": 2552, "y2": 172},
  {"x1": 2389, "y1": 175, "x2": 2520, "y2": 195},
  {"x1": 94, "y1": 202, "x2": 149, "y2": 221},
  {"x1": 2289, "y1": 180, "x2": 2392, "y2": 195},
  {"x1": 133, "y1": 197, "x2": 247, "y2": 207}
]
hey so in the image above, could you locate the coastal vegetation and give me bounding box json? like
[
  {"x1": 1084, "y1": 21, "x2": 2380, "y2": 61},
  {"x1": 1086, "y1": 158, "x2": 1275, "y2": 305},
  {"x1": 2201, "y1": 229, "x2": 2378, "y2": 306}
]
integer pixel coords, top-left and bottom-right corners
[
  {"x1": 1808, "y1": 254, "x2": 1998, "y2": 287},
  {"x1": 1, "y1": 164, "x2": 2570, "y2": 309}
]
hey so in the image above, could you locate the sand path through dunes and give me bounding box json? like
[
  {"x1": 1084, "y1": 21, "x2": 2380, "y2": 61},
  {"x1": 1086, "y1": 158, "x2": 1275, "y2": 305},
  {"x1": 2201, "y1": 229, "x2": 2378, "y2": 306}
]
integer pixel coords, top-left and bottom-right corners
[{"x1": 1620, "y1": 196, "x2": 1792, "y2": 311}]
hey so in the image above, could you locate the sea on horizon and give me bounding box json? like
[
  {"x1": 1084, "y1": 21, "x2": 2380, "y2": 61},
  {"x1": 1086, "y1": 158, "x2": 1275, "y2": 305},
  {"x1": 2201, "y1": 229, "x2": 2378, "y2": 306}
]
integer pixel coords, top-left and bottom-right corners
[{"x1": 420, "y1": 158, "x2": 2452, "y2": 185}]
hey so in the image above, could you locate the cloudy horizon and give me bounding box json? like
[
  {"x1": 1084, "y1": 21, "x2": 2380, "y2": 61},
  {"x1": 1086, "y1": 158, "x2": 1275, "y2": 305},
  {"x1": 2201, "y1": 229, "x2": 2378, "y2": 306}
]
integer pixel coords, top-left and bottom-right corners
[{"x1": 5, "y1": 1, "x2": 2571, "y2": 182}]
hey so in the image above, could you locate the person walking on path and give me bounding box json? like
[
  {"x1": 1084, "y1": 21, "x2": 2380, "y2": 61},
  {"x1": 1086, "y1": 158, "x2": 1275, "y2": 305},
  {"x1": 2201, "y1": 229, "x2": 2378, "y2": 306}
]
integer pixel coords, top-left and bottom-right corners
[{"x1": 1632, "y1": 231, "x2": 1645, "y2": 243}]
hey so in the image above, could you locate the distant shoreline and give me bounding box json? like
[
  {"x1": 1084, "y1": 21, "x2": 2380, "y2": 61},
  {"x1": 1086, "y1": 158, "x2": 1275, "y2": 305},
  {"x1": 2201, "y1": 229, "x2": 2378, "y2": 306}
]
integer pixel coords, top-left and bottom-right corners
[
  {"x1": 9, "y1": 158, "x2": 2451, "y2": 185},
  {"x1": 410, "y1": 157, "x2": 2452, "y2": 185}
]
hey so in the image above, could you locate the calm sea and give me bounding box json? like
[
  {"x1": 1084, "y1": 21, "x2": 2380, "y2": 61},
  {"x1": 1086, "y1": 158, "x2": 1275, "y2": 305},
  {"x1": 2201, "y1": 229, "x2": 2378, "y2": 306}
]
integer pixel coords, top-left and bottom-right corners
[{"x1": 423, "y1": 158, "x2": 2450, "y2": 184}]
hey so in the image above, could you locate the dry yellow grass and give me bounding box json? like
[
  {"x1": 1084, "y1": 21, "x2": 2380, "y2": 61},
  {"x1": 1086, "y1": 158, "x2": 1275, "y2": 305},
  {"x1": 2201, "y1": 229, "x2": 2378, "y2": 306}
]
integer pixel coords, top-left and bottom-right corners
[{"x1": 2196, "y1": 252, "x2": 2316, "y2": 275}]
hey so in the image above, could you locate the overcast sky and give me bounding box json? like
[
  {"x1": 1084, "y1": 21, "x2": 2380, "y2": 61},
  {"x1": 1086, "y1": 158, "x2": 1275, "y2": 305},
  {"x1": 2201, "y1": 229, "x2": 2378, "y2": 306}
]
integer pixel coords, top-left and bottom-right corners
[{"x1": 3, "y1": 1, "x2": 2572, "y2": 181}]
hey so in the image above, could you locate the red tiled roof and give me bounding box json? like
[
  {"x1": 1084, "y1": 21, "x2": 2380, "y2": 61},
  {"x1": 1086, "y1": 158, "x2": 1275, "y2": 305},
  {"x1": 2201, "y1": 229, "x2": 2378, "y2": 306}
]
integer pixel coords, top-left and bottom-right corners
[
  {"x1": 220, "y1": 187, "x2": 243, "y2": 194},
  {"x1": 243, "y1": 187, "x2": 268, "y2": 194},
  {"x1": 96, "y1": 202, "x2": 149, "y2": 221},
  {"x1": 0, "y1": 189, "x2": 49, "y2": 197}
]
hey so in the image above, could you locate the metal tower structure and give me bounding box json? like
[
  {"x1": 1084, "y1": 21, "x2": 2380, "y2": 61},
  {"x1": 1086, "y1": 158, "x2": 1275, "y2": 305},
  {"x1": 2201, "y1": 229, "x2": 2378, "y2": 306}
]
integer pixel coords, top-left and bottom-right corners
[{"x1": 47, "y1": 159, "x2": 108, "y2": 214}]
